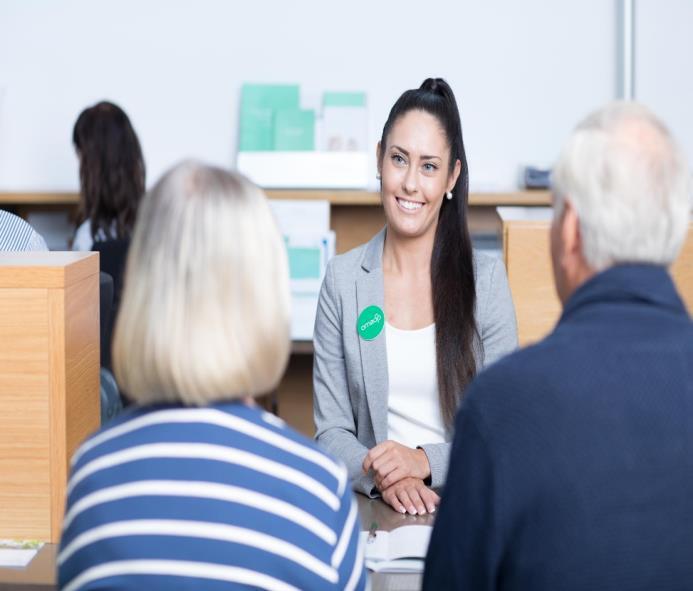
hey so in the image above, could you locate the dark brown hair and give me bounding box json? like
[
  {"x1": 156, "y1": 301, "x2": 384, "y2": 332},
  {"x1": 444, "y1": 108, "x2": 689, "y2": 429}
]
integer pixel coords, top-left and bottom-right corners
[
  {"x1": 379, "y1": 78, "x2": 478, "y2": 428},
  {"x1": 73, "y1": 101, "x2": 145, "y2": 241}
]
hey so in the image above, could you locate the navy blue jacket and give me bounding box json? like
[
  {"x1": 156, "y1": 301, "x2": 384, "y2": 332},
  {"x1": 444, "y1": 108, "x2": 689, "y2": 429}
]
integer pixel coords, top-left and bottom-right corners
[{"x1": 424, "y1": 265, "x2": 693, "y2": 590}]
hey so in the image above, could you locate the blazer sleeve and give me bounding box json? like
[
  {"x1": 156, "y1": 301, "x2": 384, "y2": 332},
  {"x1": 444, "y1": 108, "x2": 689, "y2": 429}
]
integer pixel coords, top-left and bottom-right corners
[
  {"x1": 417, "y1": 442, "x2": 449, "y2": 490},
  {"x1": 479, "y1": 256, "x2": 518, "y2": 368},
  {"x1": 313, "y1": 261, "x2": 377, "y2": 496}
]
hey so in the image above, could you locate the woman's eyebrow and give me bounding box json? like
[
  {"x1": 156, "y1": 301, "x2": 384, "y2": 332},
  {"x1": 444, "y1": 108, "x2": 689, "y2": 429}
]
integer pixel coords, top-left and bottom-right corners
[{"x1": 390, "y1": 145, "x2": 441, "y2": 160}]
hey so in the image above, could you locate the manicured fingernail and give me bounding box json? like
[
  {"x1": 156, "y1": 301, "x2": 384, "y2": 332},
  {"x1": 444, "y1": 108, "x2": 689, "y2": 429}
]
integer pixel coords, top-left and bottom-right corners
[
  {"x1": 408, "y1": 507, "x2": 416, "y2": 515},
  {"x1": 399, "y1": 507, "x2": 406, "y2": 514},
  {"x1": 418, "y1": 509, "x2": 425, "y2": 515},
  {"x1": 428, "y1": 506, "x2": 435, "y2": 513}
]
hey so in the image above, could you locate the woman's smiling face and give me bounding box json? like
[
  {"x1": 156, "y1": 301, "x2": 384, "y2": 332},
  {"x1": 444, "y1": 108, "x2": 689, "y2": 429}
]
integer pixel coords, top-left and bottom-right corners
[{"x1": 378, "y1": 109, "x2": 460, "y2": 241}]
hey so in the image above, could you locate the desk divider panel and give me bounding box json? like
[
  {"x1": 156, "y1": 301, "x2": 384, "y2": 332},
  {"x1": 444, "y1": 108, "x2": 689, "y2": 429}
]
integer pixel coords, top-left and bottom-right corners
[{"x1": 504, "y1": 220, "x2": 693, "y2": 346}]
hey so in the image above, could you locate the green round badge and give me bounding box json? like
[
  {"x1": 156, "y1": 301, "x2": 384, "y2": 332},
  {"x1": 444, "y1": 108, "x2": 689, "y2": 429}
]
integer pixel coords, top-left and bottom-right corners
[{"x1": 357, "y1": 305, "x2": 385, "y2": 341}]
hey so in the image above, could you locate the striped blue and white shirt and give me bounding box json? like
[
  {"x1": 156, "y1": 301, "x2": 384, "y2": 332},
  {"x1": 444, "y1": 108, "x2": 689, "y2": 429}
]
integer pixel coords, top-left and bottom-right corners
[
  {"x1": 59, "y1": 402, "x2": 366, "y2": 591},
  {"x1": 0, "y1": 209, "x2": 48, "y2": 251}
]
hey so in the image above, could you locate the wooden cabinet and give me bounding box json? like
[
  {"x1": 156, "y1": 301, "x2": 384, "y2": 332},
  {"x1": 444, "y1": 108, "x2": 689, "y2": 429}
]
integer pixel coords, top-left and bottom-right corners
[{"x1": 0, "y1": 252, "x2": 100, "y2": 542}]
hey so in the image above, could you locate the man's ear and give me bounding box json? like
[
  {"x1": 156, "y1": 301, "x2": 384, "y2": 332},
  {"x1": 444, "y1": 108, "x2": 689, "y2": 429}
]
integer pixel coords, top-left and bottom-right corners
[{"x1": 560, "y1": 201, "x2": 582, "y2": 268}]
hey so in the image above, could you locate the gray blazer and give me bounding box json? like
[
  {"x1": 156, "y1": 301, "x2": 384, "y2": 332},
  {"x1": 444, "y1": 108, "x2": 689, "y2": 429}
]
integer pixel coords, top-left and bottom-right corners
[{"x1": 313, "y1": 228, "x2": 518, "y2": 496}]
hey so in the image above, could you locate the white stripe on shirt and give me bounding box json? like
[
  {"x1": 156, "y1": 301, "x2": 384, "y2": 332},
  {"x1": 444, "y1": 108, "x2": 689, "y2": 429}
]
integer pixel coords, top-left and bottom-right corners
[
  {"x1": 331, "y1": 498, "x2": 358, "y2": 568},
  {"x1": 344, "y1": 539, "x2": 366, "y2": 591},
  {"x1": 71, "y1": 407, "x2": 344, "y2": 483},
  {"x1": 62, "y1": 479, "x2": 336, "y2": 543},
  {"x1": 62, "y1": 559, "x2": 301, "y2": 591},
  {"x1": 67, "y1": 442, "x2": 340, "y2": 510},
  {"x1": 58, "y1": 519, "x2": 338, "y2": 583}
]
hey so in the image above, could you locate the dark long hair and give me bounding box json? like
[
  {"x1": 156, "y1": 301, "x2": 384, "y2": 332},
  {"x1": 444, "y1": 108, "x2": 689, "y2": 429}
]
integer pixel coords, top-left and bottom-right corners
[
  {"x1": 379, "y1": 78, "x2": 478, "y2": 428},
  {"x1": 73, "y1": 101, "x2": 145, "y2": 241}
]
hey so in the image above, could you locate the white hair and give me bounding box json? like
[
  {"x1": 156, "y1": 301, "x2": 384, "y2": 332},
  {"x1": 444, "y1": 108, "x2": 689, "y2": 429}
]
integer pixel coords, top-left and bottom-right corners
[
  {"x1": 552, "y1": 101, "x2": 691, "y2": 271},
  {"x1": 113, "y1": 160, "x2": 290, "y2": 406}
]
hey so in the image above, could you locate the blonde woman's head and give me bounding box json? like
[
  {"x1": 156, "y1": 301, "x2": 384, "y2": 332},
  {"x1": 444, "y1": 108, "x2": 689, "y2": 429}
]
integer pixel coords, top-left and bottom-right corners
[{"x1": 113, "y1": 160, "x2": 290, "y2": 406}]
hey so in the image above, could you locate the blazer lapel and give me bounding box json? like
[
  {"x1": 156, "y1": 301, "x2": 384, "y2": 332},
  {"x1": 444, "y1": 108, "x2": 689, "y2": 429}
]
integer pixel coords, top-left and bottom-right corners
[{"x1": 356, "y1": 229, "x2": 389, "y2": 443}]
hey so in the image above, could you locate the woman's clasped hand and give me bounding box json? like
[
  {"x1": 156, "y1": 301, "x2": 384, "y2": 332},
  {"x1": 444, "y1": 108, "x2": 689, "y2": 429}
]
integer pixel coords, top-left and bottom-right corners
[{"x1": 363, "y1": 440, "x2": 440, "y2": 514}]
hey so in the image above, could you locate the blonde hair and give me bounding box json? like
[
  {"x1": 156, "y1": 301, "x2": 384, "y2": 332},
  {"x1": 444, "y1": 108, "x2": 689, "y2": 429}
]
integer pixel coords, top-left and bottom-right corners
[
  {"x1": 552, "y1": 101, "x2": 691, "y2": 271},
  {"x1": 113, "y1": 160, "x2": 290, "y2": 406}
]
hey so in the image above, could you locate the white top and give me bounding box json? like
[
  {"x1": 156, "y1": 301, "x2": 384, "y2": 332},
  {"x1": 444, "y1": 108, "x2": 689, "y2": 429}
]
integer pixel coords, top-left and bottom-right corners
[
  {"x1": 72, "y1": 220, "x2": 117, "y2": 251},
  {"x1": 386, "y1": 321, "x2": 446, "y2": 448}
]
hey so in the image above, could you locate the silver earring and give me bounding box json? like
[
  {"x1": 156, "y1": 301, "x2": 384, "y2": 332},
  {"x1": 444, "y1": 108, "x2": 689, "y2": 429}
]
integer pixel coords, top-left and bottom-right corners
[{"x1": 446, "y1": 191, "x2": 453, "y2": 200}]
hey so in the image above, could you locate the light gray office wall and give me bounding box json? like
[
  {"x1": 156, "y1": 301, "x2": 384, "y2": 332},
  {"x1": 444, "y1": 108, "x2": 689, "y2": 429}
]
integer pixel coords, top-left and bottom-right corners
[
  {"x1": 0, "y1": 0, "x2": 619, "y2": 191},
  {"x1": 635, "y1": 0, "x2": 693, "y2": 165}
]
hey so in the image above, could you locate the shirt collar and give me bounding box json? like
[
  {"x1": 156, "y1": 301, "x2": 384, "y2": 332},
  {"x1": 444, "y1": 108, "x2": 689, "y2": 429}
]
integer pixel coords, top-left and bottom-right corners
[{"x1": 560, "y1": 263, "x2": 688, "y2": 322}]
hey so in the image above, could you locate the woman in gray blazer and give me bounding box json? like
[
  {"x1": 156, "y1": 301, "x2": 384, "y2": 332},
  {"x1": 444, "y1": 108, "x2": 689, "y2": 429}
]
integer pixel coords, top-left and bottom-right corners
[{"x1": 313, "y1": 78, "x2": 517, "y2": 515}]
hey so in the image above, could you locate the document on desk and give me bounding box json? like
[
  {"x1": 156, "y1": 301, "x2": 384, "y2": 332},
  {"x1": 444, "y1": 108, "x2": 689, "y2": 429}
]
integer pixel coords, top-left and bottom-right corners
[
  {"x1": 0, "y1": 540, "x2": 43, "y2": 568},
  {"x1": 360, "y1": 525, "x2": 432, "y2": 573}
]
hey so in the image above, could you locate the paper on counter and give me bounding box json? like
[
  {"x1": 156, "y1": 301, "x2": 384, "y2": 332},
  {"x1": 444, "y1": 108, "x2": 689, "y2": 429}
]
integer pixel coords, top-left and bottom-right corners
[
  {"x1": 0, "y1": 540, "x2": 43, "y2": 568},
  {"x1": 360, "y1": 524, "x2": 432, "y2": 573}
]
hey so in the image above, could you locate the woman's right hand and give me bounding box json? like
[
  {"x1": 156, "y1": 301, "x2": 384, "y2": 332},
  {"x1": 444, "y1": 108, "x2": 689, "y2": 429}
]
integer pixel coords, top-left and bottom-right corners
[{"x1": 381, "y1": 477, "x2": 440, "y2": 515}]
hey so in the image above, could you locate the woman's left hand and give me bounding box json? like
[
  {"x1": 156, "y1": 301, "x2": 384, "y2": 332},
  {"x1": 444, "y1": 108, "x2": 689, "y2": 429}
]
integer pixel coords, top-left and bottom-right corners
[
  {"x1": 381, "y1": 477, "x2": 440, "y2": 515},
  {"x1": 362, "y1": 440, "x2": 431, "y2": 491}
]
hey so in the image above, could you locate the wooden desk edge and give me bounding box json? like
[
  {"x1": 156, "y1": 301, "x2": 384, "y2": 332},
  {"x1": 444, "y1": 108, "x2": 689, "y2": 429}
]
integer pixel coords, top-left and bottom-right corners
[
  {"x1": 0, "y1": 252, "x2": 99, "y2": 288},
  {"x1": 0, "y1": 251, "x2": 99, "y2": 289},
  {"x1": 1, "y1": 190, "x2": 552, "y2": 207}
]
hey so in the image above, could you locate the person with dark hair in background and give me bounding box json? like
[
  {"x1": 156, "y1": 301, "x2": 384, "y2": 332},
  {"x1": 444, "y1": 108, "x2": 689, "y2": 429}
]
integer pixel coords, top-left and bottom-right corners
[
  {"x1": 313, "y1": 78, "x2": 518, "y2": 514},
  {"x1": 71, "y1": 101, "x2": 145, "y2": 251},
  {"x1": 71, "y1": 101, "x2": 145, "y2": 376}
]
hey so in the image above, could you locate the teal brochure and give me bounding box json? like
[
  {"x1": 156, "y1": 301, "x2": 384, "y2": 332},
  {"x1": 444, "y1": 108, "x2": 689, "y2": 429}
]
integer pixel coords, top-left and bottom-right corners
[
  {"x1": 274, "y1": 109, "x2": 315, "y2": 151},
  {"x1": 239, "y1": 84, "x2": 300, "y2": 152},
  {"x1": 323, "y1": 91, "x2": 366, "y2": 107}
]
